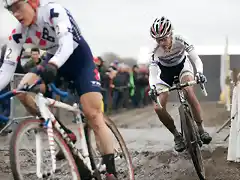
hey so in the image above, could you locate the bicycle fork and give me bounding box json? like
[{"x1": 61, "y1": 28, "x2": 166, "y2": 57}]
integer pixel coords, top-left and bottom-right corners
[{"x1": 35, "y1": 94, "x2": 57, "y2": 178}]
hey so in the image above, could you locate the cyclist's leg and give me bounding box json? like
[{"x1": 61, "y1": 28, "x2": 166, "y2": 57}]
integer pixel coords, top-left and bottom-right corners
[
  {"x1": 77, "y1": 75, "x2": 116, "y2": 177},
  {"x1": 63, "y1": 39, "x2": 117, "y2": 178},
  {"x1": 179, "y1": 58, "x2": 212, "y2": 144},
  {"x1": 154, "y1": 84, "x2": 185, "y2": 151},
  {"x1": 149, "y1": 64, "x2": 185, "y2": 152},
  {"x1": 154, "y1": 84, "x2": 174, "y2": 131}
]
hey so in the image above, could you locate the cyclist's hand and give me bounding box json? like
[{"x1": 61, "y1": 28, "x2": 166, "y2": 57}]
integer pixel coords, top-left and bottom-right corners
[
  {"x1": 195, "y1": 72, "x2": 207, "y2": 84},
  {"x1": 31, "y1": 63, "x2": 58, "y2": 84},
  {"x1": 148, "y1": 86, "x2": 157, "y2": 102}
]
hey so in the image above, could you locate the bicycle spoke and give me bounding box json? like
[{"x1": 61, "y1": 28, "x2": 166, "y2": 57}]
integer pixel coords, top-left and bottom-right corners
[{"x1": 10, "y1": 120, "x2": 80, "y2": 180}]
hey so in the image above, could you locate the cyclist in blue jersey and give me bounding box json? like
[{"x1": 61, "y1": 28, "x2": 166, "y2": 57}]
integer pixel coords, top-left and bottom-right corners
[{"x1": 1, "y1": 0, "x2": 117, "y2": 179}]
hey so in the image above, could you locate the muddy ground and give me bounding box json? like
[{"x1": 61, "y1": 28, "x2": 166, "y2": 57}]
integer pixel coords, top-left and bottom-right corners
[
  {"x1": 0, "y1": 102, "x2": 239, "y2": 180},
  {"x1": 131, "y1": 147, "x2": 240, "y2": 180},
  {"x1": 110, "y1": 102, "x2": 240, "y2": 180}
]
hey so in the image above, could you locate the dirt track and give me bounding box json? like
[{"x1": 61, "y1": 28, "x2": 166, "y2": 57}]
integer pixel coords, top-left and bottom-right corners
[
  {"x1": 0, "y1": 102, "x2": 239, "y2": 180},
  {"x1": 111, "y1": 102, "x2": 240, "y2": 180},
  {"x1": 131, "y1": 147, "x2": 240, "y2": 180}
]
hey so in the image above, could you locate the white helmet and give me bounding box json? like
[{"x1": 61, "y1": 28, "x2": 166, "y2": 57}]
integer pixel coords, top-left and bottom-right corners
[
  {"x1": 3, "y1": 0, "x2": 39, "y2": 9},
  {"x1": 150, "y1": 16, "x2": 173, "y2": 39},
  {"x1": 3, "y1": 0, "x2": 21, "y2": 8}
]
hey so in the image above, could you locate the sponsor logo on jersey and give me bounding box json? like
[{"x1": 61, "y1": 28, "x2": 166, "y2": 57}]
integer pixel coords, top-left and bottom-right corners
[
  {"x1": 91, "y1": 81, "x2": 101, "y2": 87},
  {"x1": 49, "y1": 8, "x2": 59, "y2": 24}
]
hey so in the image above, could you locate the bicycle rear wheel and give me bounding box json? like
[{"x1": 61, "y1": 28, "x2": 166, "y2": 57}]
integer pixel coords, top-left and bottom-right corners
[
  {"x1": 9, "y1": 119, "x2": 81, "y2": 180},
  {"x1": 86, "y1": 115, "x2": 135, "y2": 180},
  {"x1": 179, "y1": 104, "x2": 205, "y2": 180}
]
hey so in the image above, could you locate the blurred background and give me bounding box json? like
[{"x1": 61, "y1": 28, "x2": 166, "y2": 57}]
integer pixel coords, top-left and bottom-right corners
[{"x1": 0, "y1": 0, "x2": 239, "y2": 114}]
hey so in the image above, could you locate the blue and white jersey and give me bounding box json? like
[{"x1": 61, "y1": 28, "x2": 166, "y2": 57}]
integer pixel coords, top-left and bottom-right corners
[{"x1": 0, "y1": 2, "x2": 84, "y2": 90}]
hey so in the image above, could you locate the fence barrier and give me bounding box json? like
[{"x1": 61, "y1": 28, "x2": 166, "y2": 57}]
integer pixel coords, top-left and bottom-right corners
[
  {"x1": 227, "y1": 72, "x2": 240, "y2": 162},
  {"x1": 9, "y1": 73, "x2": 31, "y2": 120}
]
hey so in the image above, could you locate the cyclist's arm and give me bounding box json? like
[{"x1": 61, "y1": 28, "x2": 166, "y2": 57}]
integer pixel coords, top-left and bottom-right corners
[
  {"x1": 187, "y1": 48, "x2": 203, "y2": 74},
  {"x1": 46, "y1": 4, "x2": 74, "y2": 68},
  {"x1": 0, "y1": 30, "x2": 23, "y2": 91},
  {"x1": 177, "y1": 35, "x2": 203, "y2": 73},
  {"x1": 148, "y1": 54, "x2": 161, "y2": 87}
]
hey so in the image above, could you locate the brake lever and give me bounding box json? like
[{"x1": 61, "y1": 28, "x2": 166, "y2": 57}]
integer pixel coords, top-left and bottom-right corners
[
  {"x1": 149, "y1": 85, "x2": 158, "y2": 103},
  {"x1": 195, "y1": 74, "x2": 208, "y2": 97},
  {"x1": 199, "y1": 83, "x2": 208, "y2": 96}
]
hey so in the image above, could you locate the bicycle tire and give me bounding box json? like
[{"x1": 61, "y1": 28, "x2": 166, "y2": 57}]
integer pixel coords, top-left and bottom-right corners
[
  {"x1": 179, "y1": 104, "x2": 205, "y2": 180},
  {"x1": 9, "y1": 119, "x2": 81, "y2": 180},
  {"x1": 86, "y1": 115, "x2": 135, "y2": 180}
]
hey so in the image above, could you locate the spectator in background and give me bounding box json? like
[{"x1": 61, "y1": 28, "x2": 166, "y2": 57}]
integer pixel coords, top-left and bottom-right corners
[
  {"x1": 131, "y1": 64, "x2": 149, "y2": 108},
  {"x1": 94, "y1": 56, "x2": 108, "y2": 112},
  {"x1": 122, "y1": 64, "x2": 131, "y2": 108},
  {"x1": 94, "y1": 56, "x2": 107, "y2": 76},
  {"x1": 101, "y1": 66, "x2": 117, "y2": 112},
  {"x1": 130, "y1": 65, "x2": 138, "y2": 107},
  {"x1": 23, "y1": 48, "x2": 42, "y2": 73},
  {"x1": 112, "y1": 63, "x2": 130, "y2": 111},
  {"x1": 109, "y1": 60, "x2": 119, "y2": 70}
]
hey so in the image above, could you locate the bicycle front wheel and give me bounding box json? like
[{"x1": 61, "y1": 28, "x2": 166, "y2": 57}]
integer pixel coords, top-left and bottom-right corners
[
  {"x1": 9, "y1": 119, "x2": 81, "y2": 180},
  {"x1": 86, "y1": 115, "x2": 135, "y2": 180},
  {"x1": 179, "y1": 104, "x2": 205, "y2": 180}
]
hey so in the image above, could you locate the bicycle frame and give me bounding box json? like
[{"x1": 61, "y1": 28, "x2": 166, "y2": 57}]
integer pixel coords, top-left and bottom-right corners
[
  {"x1": 0, "y1": 77, "x2": 99, "y2": 177},
  {"x1": 34, "y1": 93, "x2": 93, "y2": 178},
  {"x1": 175, "y1": 86, "x2": 188, "y2": 105},
  {"x1": 0, "y1": 79, "x2": 124, "y2": 178}
]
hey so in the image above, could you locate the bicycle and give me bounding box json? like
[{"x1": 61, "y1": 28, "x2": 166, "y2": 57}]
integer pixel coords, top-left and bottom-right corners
[
  {"x1": 0, "y1": 79, "x2": 134, "y2": 180},
  {"x1": 0, "y1": 73, "x2": 34, "y2": 136},
  {"x1": 150, "y1": 76, "x2": 208, "y2": 180}
]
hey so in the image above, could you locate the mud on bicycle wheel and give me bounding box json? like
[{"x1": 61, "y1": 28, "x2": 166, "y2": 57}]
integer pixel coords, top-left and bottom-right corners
[
  {"x1": 85, "y1": 115, "x2": 135, "y2": 180},
  {"x1": 179, "y1": 104, "x2": 205, "y2": 180},
  {"x1": 9, "y1": 119, "x2": 81, "y2": 180}
]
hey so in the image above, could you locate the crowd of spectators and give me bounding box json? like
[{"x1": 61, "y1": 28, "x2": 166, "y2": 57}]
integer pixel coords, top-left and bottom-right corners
[
  {"x1": 0, "y1": 45, "x2": 151, "y2": 118},
  {"x1": 94, "y1": 56, "x2": 151, "y2": 113}
]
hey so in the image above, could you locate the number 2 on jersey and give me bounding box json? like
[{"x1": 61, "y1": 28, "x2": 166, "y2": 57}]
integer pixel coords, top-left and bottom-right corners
[{"x1": 6, "y1": 48, "x2": 12, "y2": 59}]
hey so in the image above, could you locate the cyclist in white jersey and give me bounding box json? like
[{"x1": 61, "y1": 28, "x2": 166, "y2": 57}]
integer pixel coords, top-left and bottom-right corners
[
  {"x1": 148, "y1": 16, "x2": 212, "y2": 152},
  {"x1": 1, "y1": 0, "x2": 117, "y2": 179}
]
